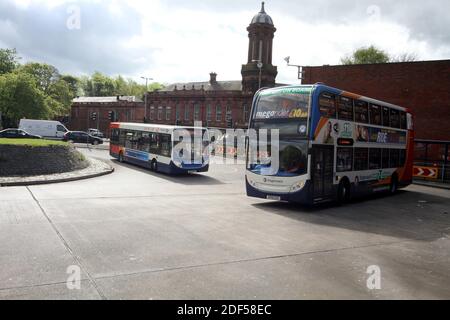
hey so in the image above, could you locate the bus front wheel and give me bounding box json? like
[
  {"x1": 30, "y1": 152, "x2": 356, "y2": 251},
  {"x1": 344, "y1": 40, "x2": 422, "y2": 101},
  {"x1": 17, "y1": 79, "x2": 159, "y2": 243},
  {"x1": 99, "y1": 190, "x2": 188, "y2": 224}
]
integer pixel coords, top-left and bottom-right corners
[
  {"x1": 337, "y1": 179, "x2": 351, "y2": 204},
  {"x1": 151, "y1": 160, "x2": 158, "y2": 172}
]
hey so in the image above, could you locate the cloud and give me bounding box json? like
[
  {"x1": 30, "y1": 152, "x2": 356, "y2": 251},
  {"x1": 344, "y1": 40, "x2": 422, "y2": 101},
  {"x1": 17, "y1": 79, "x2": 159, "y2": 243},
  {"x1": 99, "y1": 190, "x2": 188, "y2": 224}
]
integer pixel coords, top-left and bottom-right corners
[{"x1": 0, "y1": 0, "x2": 449, "y2": 86}]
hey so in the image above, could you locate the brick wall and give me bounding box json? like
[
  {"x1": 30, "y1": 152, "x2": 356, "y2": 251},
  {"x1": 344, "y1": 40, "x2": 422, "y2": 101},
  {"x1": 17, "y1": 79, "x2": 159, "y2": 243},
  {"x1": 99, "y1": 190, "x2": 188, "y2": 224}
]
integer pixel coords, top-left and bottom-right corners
[{"x1": 303, "y1": 60, "x2": 450, "y2": 141}]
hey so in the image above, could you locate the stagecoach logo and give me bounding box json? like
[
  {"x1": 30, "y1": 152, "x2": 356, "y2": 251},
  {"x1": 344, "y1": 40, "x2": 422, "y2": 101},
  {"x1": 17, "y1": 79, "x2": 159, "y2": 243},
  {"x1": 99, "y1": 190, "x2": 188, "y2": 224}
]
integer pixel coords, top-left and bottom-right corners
[
  {"x1": 341, "y1": 122, "x2": 353, "y2": 138},
  {"x1": 263, "y1": 177, "x2": 283, "y2": 184}
]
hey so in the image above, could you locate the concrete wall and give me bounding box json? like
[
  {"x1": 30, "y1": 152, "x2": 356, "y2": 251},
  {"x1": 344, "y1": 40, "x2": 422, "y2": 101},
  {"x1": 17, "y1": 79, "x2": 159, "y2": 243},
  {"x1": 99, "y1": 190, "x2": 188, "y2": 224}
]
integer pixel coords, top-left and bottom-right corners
[{"x1": 0, "y1": 145, "x2": 90, "y2": 177}]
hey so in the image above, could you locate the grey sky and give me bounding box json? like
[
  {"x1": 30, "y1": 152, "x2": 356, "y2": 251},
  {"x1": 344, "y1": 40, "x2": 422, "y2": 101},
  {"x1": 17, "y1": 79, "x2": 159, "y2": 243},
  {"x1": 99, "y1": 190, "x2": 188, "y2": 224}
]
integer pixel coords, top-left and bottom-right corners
[{"x1": 0, "y1": 0, "x2": 449, "y2": 85}]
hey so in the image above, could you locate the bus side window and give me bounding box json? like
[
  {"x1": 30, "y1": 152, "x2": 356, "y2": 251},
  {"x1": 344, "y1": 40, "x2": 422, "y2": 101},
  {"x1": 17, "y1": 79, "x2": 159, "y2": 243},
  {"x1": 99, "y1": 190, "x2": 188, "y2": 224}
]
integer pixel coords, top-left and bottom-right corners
[
  {"x1": 111, "y1": 129, "x2": 119, "y2": 143},
  {"x1": 369, "y1": 104, "x2": 382, "y2": 126},
  {"x1": 319, "y1": 92, "x2": 336, "y2": 119},
  {"x1": 337, "y1": 96, "x2": 353, "y2": 121},
  {"x1": 390, "y1": 109, "x2": 400, "y2": 128},
  {"x1": 337, "y1": 147, "x2": 353, "y2": 172},
  {"x1": 389, "y1": 149, "x2": 400, "y2": 168},
  {"x1": 354, "y1": 148, "x2": 369, "y2": 171},
  {"x1": 149, "y1": 133, "x2": 160, "y2": 154},
  {"x1": 399, "y1": 111, "x2": 407, "y2": 129},
  {"x1": 382, "y1": 107, "x2": 390, "y2": 127},
  {"x1": 381, "y1": 149, "x2": 389, "y2": 168},
  {"x1": 369, "y1": 148, "x2": 382, "y2": 169},
  {"x1": 354, "y1": 100, "x2": 369, "y2": 124}
]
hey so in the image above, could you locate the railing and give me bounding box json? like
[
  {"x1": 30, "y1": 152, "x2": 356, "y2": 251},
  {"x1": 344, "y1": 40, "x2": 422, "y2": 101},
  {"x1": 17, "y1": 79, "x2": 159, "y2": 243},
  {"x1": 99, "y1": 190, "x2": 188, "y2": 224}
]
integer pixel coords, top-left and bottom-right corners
[{"x1": 414, "y1": 140, "x2": 450, "y2": 184}]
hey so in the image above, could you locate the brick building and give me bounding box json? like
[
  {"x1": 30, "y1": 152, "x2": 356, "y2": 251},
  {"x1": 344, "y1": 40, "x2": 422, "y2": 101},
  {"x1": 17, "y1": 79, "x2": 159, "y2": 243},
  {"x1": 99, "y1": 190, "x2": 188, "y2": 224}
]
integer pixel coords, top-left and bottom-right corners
[
  {"x1": 69, "y1": 2, "x2": 450, "y2": 143},
  {"x1": 69, "y1": 96, "x2": 144, "y2": 134},
  {"x1": 144, "y1": 2, "x2": 279, "y2": 129},
  {"x1": 69, "y1": 2, "x2": 281, "y2": 135},
  {"x1": 302, "y1": 60, "x2": 450, "y2": 141}
]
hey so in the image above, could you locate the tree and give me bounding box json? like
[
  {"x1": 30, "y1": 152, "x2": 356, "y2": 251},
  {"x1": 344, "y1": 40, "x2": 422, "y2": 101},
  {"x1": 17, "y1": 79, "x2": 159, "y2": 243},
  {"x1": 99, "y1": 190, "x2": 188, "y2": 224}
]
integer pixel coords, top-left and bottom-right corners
[
  {"x1": 60, "y1": 74, "x2": 80, "y2": 97},
  {"x1": 20, "y1": 62, "x2": 60, "y2": 94},
  {"x1": 0, "y1": 71, "x2": 49, "y2": 128},
  {"x1": 0, "y1": 48, "x2": 20, "y2": 74},
  {"x1": 341, "y1": 45, "x2": 418, "y2": 65},
  {"x1": 391, "y1": 53, "x2": 418, "y2": 63},
  {"x1": 341, "y1": 45, "x2": 390, "y2": 65}
]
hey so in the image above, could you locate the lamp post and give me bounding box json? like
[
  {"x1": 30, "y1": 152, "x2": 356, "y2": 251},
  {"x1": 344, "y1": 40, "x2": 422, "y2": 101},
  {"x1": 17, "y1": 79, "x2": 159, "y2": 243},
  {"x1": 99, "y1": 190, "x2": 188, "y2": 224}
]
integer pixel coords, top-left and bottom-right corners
[
  {"x1": 252, "y1": 59, "x2": 263, "y2": 89},
  {"x1": 284, "y1": 56, "x2": 304, "y2": 84},
  {"x1": 141, "y1": 76, "x2": 153, "y2": 121}
]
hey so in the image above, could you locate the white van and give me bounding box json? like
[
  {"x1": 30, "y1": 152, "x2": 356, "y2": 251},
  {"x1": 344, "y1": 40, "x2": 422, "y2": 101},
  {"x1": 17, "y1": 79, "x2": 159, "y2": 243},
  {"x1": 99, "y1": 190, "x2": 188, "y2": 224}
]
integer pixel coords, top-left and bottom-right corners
[{"x1": 19, "y1": 119, "x2": 68, "y2": 139}]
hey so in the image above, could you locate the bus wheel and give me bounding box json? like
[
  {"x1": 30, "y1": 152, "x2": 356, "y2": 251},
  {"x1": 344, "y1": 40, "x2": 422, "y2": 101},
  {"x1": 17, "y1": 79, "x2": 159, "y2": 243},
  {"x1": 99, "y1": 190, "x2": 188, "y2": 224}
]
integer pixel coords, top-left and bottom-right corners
[
  {"x1": 337, "y1": 179, "x2": 351, "y2": 204},
  {"x1": 118, "y1": 152, "x2": 124, "y2": 163},
  {"x1": 151, "y1": 160, "x2": 158, "y2": 172},
  {"x1": 390, "y1": 174, "x2": 398, "y2": 194}
]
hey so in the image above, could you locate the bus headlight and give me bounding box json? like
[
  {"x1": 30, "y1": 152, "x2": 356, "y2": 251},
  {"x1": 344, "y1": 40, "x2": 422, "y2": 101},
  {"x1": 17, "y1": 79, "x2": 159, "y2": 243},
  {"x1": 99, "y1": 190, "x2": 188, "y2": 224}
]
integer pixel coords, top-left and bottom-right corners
[
  {"x1": 173, "y1": 159, "x2": 182, "y2": 167},
  {"x1": 290, "y1": 181, "x2": 306, "y2": 192},
  {"x1": 246, "y1": 176, "x2": 257, "y2": 187}
]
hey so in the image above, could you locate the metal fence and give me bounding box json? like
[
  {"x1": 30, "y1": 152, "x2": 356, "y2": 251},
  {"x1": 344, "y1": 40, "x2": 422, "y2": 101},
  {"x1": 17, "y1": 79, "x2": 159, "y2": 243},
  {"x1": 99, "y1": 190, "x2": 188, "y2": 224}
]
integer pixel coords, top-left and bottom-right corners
[{"x1": 414, "y1": 140, "x2": 450, "y2": 184}]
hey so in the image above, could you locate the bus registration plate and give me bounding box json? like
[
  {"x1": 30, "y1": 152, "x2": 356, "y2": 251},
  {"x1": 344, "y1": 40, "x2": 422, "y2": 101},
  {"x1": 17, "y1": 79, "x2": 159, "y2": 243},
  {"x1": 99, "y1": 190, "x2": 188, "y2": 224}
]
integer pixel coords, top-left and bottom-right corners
[{"x1": 267, "y1": 195, "x2": 281, "y2": 201}]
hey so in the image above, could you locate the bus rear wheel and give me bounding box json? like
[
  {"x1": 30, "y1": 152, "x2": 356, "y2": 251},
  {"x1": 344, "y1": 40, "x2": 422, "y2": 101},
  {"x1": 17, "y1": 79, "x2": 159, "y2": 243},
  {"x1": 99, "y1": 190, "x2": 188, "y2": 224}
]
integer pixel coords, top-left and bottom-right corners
[{"x1": 337, "y1": 179, "x2": 351, "y2": 204}]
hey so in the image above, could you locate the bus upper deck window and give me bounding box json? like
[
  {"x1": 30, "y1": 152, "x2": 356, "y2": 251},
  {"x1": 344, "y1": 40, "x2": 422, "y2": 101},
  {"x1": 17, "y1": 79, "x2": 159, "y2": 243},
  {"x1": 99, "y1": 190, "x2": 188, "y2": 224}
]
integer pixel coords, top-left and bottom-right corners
[
  {"x1": 369, "y1": 104, "x2": 382, "y2": 125},
  {"x1": 337, "y1": 96, "x2": 354, "y2": 121},
  {"x1": 319, "y1": 92, "x2": 336, "y2": 119},
  {"x1": 354, "y1": 100, "x2": 369, "y2": 124},
  {"x1": 390, "y1": 109, "x2": 400, "y2": 128},
  {"x1": 400, "y1": 111, "x2": 407, "y2": 129},
  {"x1": 382, "y1": 107, "x2": 390, "y2": 127}
]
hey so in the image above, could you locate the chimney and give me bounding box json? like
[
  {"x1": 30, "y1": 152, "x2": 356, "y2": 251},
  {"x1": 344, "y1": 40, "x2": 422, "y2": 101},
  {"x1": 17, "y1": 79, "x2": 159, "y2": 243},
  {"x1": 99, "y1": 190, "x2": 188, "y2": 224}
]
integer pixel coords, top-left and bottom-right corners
[{"x1": 209, "y1": 72, "x2": 217, "y2": 84}]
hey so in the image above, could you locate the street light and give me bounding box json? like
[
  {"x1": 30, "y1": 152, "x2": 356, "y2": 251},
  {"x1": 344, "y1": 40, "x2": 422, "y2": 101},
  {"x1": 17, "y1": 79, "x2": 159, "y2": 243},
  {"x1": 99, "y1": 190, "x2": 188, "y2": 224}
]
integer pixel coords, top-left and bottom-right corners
[
  {"x1": 141, "y1": 76, "x2": 153, "y2": 121},
  {"x1": 252, "y1": 59, "x2": 263, "y2": 89},
  {"x1": 284, "y1": 56, "x2": 304, "y2": 84}
]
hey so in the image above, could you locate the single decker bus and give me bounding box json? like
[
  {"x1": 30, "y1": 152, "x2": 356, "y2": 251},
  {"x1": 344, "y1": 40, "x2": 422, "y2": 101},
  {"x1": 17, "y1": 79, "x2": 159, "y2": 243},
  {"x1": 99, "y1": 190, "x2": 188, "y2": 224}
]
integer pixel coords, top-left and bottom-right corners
[
  {"x1": 245, "y1": 84, "x2": 414, "y2": 205},
  {"x1": 110, "y1": 122, "x2": 210, "y2": 174}
]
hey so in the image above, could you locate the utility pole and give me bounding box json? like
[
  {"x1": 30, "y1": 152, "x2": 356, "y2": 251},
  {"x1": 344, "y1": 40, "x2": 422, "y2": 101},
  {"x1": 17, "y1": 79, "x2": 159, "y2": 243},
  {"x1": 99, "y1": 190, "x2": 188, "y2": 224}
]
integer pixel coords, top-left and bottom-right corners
[{"x1": 284, "y1": 56, "x2": 304, "y2": 84}]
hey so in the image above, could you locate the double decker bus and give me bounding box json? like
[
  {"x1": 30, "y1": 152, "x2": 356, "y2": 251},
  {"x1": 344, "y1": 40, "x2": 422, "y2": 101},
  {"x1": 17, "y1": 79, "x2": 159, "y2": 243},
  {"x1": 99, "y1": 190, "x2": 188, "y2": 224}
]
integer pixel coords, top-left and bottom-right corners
[
  {"x1": 110, "y1": 122, "x2": 210, "y2": 174},
  {"x1": 245, "y1": 84, "x2": 414, "y2": 204}
]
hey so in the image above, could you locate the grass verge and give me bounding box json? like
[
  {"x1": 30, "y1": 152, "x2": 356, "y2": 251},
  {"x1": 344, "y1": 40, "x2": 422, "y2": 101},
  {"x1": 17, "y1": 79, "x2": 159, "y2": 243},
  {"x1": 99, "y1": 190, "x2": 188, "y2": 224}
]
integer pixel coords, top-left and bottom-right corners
[{"x1": 0, "y1": 138, "x2": 68, "y2": 147}]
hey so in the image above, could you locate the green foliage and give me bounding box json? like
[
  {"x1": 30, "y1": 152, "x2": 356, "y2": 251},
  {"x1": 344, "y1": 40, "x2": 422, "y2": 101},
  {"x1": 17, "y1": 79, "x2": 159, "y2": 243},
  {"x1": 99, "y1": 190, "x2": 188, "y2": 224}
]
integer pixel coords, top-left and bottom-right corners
[
  {"x1": 0, "y1": 48, "x2": 20, "y2": 74},
  {"x1": 0, "y1": 71, "x2": 49, "y2": 127},
  {"x1": 341, "y1": 45, "x2": 418, "y2": 65},
  {"x1": 0, "y1": 138, "x2": 68, "y2": 147},
  {"x1": 20, "y1": 62, "x2": 60, "y2": 93},
  {"x1": 341, "y1": 46, "x2": 390, "y2": 65},
  {"x1": 77, "y1": 72, "x2": 164, "y2": 98},
  {"x1": 0, "y1": 47, "x2": 164, "y2": 128}
]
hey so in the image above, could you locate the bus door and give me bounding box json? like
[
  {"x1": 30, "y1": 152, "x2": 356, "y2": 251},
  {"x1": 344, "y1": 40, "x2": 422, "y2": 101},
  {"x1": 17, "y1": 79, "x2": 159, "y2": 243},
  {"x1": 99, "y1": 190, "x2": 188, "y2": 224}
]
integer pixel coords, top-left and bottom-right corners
[{"x1": 311, "y1": 145, "x2": 334, "y2": 199}]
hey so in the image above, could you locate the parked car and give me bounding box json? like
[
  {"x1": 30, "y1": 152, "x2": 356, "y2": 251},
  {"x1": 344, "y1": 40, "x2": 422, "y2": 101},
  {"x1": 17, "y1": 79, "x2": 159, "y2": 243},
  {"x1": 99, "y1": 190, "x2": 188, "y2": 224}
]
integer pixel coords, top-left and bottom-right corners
[
  {"x1": 19, "y1": 119, "x2": 68, "y2": 139},
  {"x1": 63, "y1": 131, "x2": 103, "y2": 145},
  {"x1": 0, "y1": 128, "x2": 42, "y2": 139},
  {"x1": 87, "y1": 128, "x2": 104, "y2": 138}
]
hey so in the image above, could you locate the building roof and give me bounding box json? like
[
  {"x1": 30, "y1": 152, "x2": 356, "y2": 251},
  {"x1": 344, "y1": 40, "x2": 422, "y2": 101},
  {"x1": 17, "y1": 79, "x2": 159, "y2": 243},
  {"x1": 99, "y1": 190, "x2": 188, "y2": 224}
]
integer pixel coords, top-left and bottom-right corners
[
  {"x1": 72, "y1": 96, "x2": 142, "y2": 103},
  {"x1": 251, "y1": 2, "x2": 273, "y2": 25},
  {"x1": 160, "y1": 80, "x2": 242, "y2": 92}
]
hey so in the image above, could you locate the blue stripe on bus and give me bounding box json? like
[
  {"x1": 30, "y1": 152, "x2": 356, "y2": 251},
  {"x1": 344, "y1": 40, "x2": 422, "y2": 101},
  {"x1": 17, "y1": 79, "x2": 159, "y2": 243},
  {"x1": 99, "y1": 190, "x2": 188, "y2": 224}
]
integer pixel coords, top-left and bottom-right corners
[
  {"x1": 310, "y1": 85, "x2": 343, "y2": 139},
  {"x1": 125, "y1": 149, "x2": 150, "y2": 161}
]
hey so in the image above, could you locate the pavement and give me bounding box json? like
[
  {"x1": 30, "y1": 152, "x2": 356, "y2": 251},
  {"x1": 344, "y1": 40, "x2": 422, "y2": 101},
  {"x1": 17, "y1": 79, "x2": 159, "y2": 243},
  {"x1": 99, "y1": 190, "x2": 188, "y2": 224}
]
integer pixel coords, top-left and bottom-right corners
[{"x1": 0, "y1": 148, "x2": 449, "y2": 299}]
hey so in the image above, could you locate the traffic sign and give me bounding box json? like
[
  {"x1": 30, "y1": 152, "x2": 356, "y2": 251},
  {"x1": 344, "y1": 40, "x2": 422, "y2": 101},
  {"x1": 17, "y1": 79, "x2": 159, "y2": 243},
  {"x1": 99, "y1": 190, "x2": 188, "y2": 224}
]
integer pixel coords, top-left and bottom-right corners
[{"x1": 413, "y1": 166, "x2": 438, "y2": 179}]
